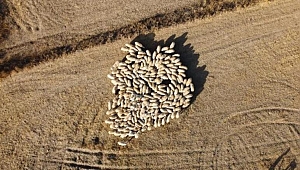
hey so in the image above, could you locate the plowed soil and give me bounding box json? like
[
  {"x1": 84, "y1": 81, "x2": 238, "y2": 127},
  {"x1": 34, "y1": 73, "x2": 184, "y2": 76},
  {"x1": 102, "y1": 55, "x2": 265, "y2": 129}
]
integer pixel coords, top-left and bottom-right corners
[{"x1": 0, "y1": 0, "x2": 299, "y2": 169}]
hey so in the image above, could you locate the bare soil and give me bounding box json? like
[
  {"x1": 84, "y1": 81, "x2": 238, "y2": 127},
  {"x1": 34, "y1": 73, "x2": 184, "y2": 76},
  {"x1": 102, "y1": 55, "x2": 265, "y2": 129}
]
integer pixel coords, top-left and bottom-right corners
[
  {"x1": 0, "y1": 0, "x2": 299, "y2": 169},
  {"x1": 1, "y1": 0, "x2": 265, "y2": 78}
]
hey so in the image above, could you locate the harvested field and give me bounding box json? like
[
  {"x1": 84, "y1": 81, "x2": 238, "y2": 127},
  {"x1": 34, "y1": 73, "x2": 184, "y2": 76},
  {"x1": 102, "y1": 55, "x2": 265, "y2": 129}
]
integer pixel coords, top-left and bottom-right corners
[
  {"x1": 1, "y1": 0, "x2": 264, "y2": 77},
  {"x1": 0, "y1": 0, "x2": 299, "y2": 169}
]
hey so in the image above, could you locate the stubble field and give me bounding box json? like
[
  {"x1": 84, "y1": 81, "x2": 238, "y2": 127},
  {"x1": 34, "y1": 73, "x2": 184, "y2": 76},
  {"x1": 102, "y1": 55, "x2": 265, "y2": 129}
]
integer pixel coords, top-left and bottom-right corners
[{"x1": 0, "y1": 0, "x2": 299, "y2": 169}]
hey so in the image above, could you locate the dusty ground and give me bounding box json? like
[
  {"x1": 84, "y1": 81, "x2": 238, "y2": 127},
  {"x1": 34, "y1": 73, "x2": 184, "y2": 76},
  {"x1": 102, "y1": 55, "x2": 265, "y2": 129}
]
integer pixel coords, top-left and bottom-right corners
[
  {"x1": 0, "y1": 0, "x2": 299, "y2": 169},
  {"x1": 0, "y1": 0, "x2": 263, "y2": 77},
  {"x1": 0, "y1": 0, "x2": 199, "y2": 76}
]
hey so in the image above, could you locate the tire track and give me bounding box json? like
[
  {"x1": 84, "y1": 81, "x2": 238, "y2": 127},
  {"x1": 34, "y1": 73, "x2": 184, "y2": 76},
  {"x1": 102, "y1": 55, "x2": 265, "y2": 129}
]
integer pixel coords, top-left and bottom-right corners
[
  {"x1": 213, "y1": 125, "x2": 300, "y2": 169},
  {"x1": 46, "y1": 146, "x2": 214, "y2": 169},
  {"x1": 0, "y1": 0, "x2": 267, "y2": 78},
  {"x1": 44, "y1": 132, "x2": 300, "y2": 170},
  {"x1": 2, "y1": 105, "x2": 298, "y2": 168},
  {"x1": 222, "y1": 107, "x2": 300, "y2": 124},
  {"x1": 212, "y1": 107, "x2": 300, "y2": 169},
  {"x1": 1, "y1": 0, "x2": 299, "y2": 168},
  {"x1": 204, "y1": 25, "x2": 299, "y2": 61},
  {"x1": 264, "y1": 77, "x2": 300, "y2": 93}
]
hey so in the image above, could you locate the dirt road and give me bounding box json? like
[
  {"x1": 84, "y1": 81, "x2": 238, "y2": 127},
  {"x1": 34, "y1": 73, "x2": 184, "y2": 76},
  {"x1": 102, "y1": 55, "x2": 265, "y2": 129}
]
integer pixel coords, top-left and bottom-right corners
[{"x1": 0, "y1": 0, "x2": 299, "y2": 169}]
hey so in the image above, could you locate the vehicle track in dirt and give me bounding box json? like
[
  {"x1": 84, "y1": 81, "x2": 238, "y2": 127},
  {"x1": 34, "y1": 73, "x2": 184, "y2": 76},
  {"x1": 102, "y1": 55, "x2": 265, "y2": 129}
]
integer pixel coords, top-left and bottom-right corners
[
  {"x1": 0, "y1": 0, "x2": 300, "y2": 169},
  {"x1": 0, "y1": 0, "x2": 267, "y2": 78},
  {"x1": 0, "y1": 0, "x2": 299, "y2": 169}
]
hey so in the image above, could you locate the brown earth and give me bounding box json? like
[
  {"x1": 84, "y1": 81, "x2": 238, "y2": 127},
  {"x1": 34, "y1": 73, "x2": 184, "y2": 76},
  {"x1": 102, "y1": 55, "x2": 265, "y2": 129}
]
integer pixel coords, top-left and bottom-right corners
[
  {"x1": 0, "y1": 0, "x2": 299, "y2": 169},
  {"x1": 0, "y1": 0, "x2": 264, "y2": 78}
]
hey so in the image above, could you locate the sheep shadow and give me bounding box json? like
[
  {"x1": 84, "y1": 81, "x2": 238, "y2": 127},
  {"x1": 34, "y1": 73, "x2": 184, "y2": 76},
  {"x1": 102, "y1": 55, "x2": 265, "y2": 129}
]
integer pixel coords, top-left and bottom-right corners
[{"x1": 130, "y1": 32, "x2": 209, "y2": 104}]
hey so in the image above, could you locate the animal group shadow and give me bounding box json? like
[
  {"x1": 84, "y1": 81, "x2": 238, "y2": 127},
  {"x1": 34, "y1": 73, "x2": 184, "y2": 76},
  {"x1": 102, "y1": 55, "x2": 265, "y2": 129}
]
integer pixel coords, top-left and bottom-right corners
[{"x1": 130, "y1": 32, "x2": 209, "y2": 104}]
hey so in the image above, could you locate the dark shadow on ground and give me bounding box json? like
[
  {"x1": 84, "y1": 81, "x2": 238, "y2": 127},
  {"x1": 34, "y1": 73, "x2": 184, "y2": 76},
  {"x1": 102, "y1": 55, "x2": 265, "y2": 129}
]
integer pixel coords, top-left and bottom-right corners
[
  {"x1": 0, "y1": 0, "x2": 261, "y2": 79},
  {"x1": 131, "y1": 32, "x2": 209, "y2": 104},
  {"x1": 269, "y1": 148, "x2": 297, "y2": 170}
]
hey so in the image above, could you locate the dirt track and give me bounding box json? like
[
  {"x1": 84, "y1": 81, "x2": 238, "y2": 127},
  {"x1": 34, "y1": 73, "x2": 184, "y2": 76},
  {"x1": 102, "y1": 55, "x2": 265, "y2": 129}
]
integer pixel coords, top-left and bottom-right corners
[
  {"x1": 0, "y1": 0, "x2": 198, "y2": 76},
  {"x1": 0, "y1": 0, "x2": 299, "y2": 169},
  {"x1": 0, "y1": 0, "x2": 263, "y2": 77}
]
